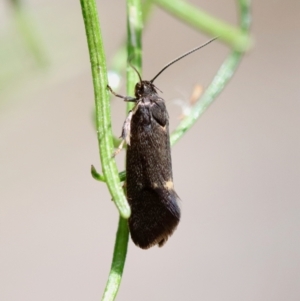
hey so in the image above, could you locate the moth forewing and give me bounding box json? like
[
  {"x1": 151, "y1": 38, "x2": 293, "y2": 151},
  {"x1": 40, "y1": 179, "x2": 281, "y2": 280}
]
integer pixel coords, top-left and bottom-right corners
[{"x1": 125, "y1": 84, "x2": 181, "y2": 249}]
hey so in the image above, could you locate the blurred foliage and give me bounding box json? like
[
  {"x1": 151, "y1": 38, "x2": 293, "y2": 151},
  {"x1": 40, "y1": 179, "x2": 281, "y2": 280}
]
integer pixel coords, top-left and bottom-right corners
[{"x1": 1, "y1": 0, "x2": 48, "y2": 100}]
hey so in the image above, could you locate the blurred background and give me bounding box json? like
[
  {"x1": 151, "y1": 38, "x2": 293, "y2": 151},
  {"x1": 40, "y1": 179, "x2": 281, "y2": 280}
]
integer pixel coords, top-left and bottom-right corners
[{"x1": 1, "y1": 0, "x2": 299, "y2": 300}]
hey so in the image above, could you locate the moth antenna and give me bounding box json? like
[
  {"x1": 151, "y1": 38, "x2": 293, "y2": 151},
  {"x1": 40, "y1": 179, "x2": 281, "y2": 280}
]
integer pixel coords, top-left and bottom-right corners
[
  {"x1": 129, "y1": 61, "x2": 142, "y2": 83},
  {"x1": 153, "y1": 84, "x2": 163, "y2": 93},
  {"x1": 150, "y1": 37, "x2": 218, "y2": 83}
]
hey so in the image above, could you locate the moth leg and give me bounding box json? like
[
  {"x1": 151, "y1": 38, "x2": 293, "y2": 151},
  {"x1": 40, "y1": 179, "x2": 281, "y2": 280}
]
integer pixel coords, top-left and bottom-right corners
[
  {"x1": 107, "y1": 85, "x2": 136, "y2": 102},
  {"x1": 112, "y1": 111, "x2": 133, "y2": 157}
]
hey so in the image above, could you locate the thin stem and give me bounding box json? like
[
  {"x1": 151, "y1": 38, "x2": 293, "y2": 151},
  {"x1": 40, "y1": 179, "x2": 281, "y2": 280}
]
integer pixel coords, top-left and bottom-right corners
[
  {"x1": 80, "y1": 0, "x2": 130, "y2": 218},
  {"x1": 170, "y1": 0, "x2": 251, "y2": 146},
  {"x1": 101, "y1": 1, "x2": 143, "y2": 301},
  {"x1": 126, "y1": 0, "x2": 143, "y2": 112},
  {"x1": 107, "y1": 0, "x2": 153, "y2": 144},
  {"x1": 153, "y1": 0, "x2": 252, "y2": 52},
  {"x1": 110, "y1": 0, "x2": 153, "y2": 77},
  {"x1": 102, "y1": 217, "x2": 129, "y2": 301}
]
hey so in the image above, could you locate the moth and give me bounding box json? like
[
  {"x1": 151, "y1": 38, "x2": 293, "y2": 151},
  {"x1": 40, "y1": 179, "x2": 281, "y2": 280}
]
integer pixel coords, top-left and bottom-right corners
[{"x1": 108, "y1": 38, "x2": 216, "y2": 249}]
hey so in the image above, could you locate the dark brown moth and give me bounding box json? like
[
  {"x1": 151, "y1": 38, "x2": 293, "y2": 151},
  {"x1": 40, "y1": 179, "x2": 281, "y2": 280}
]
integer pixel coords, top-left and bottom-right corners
[{"x1": 108, "y1": 38, "x2": 216, "y2": 249}]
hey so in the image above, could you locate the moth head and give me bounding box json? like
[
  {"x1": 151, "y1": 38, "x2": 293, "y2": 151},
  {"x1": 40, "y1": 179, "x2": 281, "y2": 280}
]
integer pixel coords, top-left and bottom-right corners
[{"x1": 135, "y1": 81, "x2": 157, "y2": 98}]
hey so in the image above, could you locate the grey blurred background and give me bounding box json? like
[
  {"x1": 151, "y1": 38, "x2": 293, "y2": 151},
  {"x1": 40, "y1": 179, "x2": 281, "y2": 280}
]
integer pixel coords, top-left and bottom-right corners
[{"x1": 1, "y1": 0, "x2": 299, "y2": 300}]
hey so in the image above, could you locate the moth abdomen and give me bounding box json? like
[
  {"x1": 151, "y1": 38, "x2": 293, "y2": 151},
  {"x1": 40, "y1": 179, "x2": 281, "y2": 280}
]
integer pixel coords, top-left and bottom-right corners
[{"x1": 128, "y1": 186, "x2": 180, "y2": 249}]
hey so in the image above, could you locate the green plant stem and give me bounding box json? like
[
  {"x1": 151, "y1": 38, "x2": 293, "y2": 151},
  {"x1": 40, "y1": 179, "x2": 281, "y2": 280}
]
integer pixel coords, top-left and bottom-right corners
[
  {"x1": 110, "y1": 0, "x2": 153, "y2": 76},
  {"x1": 170, "y1": 0, "x2": 251, "y2": 146},
  {"x1": 80, "y1": 0, "x2": 130, "y2": 218},
  {"x1": 153, "y1": 0, "x2": 252, "y2": 52},
  {"x1": 126, "y1": 0, "x2": 143, "y2": 112},
  {"x1": 107, "y1": 0, "x2": 153, "y2": 144},
  {"x1": 102, "y1": 216, "x2": 129, "y2": 301},
  {"x1": 101, "y1": 1, "x2": 143, "y2": 301}
]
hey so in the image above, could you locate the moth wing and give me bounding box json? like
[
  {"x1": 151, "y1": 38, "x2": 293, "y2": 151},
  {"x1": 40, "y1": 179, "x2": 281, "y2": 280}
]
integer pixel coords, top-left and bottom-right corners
[
  {"x1": 128, "y1": 186, "x2": 180, "y2": 249},
  {"x1": 150, "y1": 97, "x2": 168, "y2": 127}
]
